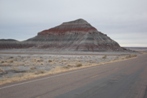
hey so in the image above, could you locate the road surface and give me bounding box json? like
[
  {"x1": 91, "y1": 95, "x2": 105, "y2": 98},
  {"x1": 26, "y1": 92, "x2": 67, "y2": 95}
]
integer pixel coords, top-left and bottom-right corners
[{"x1": 0, "y1": 54, "x2": 147, "y2": 98}]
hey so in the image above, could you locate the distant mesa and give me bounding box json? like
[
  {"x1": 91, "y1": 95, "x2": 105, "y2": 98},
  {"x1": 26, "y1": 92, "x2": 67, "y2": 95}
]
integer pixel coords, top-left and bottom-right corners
[
  {"x1": 0, "y1": 19, "x2": 127, "y2": 51},
  {"x1": 0, "y1": 39, "x2": 18, "y2": 42}
]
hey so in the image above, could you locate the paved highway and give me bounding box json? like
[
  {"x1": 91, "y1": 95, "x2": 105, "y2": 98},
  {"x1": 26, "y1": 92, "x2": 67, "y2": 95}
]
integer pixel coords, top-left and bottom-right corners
[{"x1": 0, "y1": 54, "x2": 147, "y2": 98}]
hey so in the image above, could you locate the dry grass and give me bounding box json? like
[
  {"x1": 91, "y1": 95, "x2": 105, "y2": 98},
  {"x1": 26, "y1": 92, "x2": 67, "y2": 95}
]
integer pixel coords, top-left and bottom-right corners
[
  {"x1": 0, "y1": 53, "x2": 138, "y2": 85},
  {"x1": 50, "y1": 66, "x2": 66, "y2": 73},
  {"x1": 0, "y1": 73, "x2": 37, "y2": 85},
  {"x1": 125, "y1": 54, "x2": 137, "y2": 59}
]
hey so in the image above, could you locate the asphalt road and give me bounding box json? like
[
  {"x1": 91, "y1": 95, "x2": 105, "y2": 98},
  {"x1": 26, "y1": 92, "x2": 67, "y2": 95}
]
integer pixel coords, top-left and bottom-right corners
[{"x1": 0, "y1": 54, "x2": 147, "y2": 98}]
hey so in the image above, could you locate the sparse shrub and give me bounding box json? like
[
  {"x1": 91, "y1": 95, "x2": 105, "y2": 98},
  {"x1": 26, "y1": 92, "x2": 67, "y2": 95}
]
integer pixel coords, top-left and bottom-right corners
[
  {"x1": 30, "y1": 66, "x2": 37, "y2": 70},
  {"x1": 35, "y1": 70, "x2": 45, "y2": 74},
  {"x1": 0, "y1": 68, "x2": 5, "y2": 73},
  {"x1": 32, "y1": 59, "x2": 43, "y2": 62},
  {"x1": 48, "y1": 60, "x2": 52, "y2": 62},
  {"x1": 67, "y1": 64, "x2": 71, "y2": 67},
  {"x1": 1, "y1": 61, "x2": 5, "y2": 63},
  {"x1": 113, "y1": 56, "x2": 119, "y2": 61},
  {"x1": 62, "y1": 60, "x2": 67, "y2": 62},
  {"x1": 126, "y1": 54, "x2": 137, "y2": 59},
  {"x1": 126, "y1": 55, "x2": 131, "y2": 58},
  {"x1": 8, "y1": 60, "x2": 13, "y2": 63},
  {"x1": 102, "y1": 55, "x2": 107, "y2": 59},
  {"x1": 9, "y1": 57, "x2": 14, "y2": 59},
  {"x1": 12, "y1": 67, "x2": 19, "y2": 72},
  {"x1": 36, "y1": 59, "x2": 43, "y2": 62},
  {"x1": 131, "y1": 54, "x2": 137, "y2": 57},
  {"x1": 63, "y1": 65, "x2": 72, "y2": 69},
  {"x1": 76, "y1": 63, "x2": 82, "y2": 67}
]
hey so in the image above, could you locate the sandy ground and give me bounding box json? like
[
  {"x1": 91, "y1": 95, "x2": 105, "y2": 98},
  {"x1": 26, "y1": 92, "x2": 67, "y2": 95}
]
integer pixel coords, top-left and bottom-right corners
[
  {"x1": 0, "y1": 53, "x2": 146, "y2": 98},
  {"x1": 0, "y1": 50, "x2": 138, "y2": 85}
]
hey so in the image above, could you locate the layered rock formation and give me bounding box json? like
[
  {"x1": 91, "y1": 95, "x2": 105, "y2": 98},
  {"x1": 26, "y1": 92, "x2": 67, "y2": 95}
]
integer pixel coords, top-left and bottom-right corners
[
  {"x1": 0, "y1": 19, "x2": 127, "y2": 51},
  {"x1": 0, "y1": 39, "x2": 34, "y2": 49}
]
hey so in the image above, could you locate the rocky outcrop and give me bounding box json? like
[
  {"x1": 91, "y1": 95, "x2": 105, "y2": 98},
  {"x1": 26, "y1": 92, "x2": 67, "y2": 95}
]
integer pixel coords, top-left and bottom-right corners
[
  {"x1": 38, "y1": 19, "x2": 96, "y2": 35},
  {"x1": 0, "y1": 19, "x2": 127, "y2": 51}
]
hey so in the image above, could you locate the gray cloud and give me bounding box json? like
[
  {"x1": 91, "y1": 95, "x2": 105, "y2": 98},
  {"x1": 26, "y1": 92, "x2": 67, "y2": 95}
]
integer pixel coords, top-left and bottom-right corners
[{"x1": 0, "y1": 0, "x2": 147, "y2": 46}]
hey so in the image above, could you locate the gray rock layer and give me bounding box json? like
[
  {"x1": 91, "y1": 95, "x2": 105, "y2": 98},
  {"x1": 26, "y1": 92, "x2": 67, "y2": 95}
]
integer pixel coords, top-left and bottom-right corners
[{"x1": 0, "y1": 19, "x2": 127, "y2": 51}]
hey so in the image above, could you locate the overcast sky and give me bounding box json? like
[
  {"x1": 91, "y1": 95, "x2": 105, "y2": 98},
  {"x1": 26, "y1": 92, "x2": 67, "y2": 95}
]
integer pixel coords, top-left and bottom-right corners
[{"x1": 0, "y1": 0, "x2": 147, "y2": 47}]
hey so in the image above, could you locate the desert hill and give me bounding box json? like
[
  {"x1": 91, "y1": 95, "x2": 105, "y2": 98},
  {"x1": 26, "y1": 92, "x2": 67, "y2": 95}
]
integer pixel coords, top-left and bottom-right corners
[{"x1": 0, "y1": 19, "x2": 127, "y2": 51}]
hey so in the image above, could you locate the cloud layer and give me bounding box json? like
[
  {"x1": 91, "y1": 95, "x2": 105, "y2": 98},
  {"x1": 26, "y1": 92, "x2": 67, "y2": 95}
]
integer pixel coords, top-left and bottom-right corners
[{"x1": 0, "y1": 0, "x2": 147, "y2": 46}]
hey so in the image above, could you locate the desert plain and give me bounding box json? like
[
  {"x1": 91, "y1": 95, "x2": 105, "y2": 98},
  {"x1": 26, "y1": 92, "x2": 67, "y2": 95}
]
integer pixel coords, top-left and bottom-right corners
[{"x1": 0, "y1": 49, "x2": 139, "y2": 85}]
